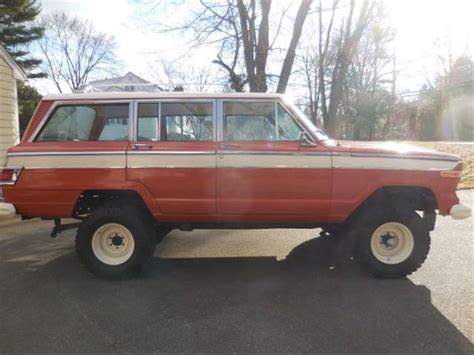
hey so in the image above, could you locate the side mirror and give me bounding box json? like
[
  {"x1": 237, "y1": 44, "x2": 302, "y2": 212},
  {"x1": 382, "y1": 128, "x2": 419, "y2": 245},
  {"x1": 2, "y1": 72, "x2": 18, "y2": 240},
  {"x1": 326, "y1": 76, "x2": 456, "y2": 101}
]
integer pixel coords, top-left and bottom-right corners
[{"x1": 299, "y1": 131, "x2": 316, "y2": 146}]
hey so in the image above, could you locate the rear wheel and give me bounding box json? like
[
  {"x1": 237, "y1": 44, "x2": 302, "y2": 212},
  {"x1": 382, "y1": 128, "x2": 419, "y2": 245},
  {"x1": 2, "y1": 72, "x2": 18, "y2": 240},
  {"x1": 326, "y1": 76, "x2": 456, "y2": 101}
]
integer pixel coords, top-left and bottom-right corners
[
  {"x1": 76, "y1": 203, "x2": 155, "y2": 279},
  {"x1": 356, "y1": 211, "x2": 430, "y2": 278}
]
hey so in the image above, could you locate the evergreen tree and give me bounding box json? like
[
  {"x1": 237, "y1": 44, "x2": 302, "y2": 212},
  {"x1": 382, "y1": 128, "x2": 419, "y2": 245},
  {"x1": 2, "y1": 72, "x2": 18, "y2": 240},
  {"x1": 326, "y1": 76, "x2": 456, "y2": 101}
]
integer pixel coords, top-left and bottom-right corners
[
  {"x1": 0, "y1": 0, "x2": 45, "y2": 138},
  {"x1": 0, "y1": 0, "x2": 44, "y2": 77}
]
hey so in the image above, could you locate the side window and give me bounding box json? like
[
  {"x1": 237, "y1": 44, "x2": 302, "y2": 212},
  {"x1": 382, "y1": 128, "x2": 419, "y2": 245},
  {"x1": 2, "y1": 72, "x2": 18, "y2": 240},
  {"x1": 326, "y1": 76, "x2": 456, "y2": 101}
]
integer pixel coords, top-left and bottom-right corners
[
  {"x1": 137, "y1": 103, "x2": 159, "y2": 141},
  {"x1": 36, "y1": 104, "x2": 129, "y2": 142},
  {"x1": 223, "y1": 101, "x2": 304, "y2": 141},
  {"x1": 161, "y1": 102, "x2": 213, "y2": 141},
  {"x1": 277, "y1": 104, "x2": 304, "y2": 140},
  {"x1": 224, "y1": 102, "x2": 275, "y2": 141}
]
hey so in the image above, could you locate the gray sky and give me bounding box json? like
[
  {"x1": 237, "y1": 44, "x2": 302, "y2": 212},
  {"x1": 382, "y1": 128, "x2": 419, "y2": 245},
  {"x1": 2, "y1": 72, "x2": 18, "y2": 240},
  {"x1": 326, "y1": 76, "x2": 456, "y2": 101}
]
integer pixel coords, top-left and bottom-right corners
[{"x1": 32, "y1": 0, "x2": 473, "y2": 95}]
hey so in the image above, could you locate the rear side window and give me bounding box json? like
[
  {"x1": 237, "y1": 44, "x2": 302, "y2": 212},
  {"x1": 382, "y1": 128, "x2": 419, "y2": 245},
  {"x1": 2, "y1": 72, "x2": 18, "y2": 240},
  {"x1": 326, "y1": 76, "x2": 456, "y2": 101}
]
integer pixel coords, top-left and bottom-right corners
[
  {"x1": 137, "y1": 101, "x2": 213, "y2": 141},
  {"x1": 36, "y1": 104, "x2": 130, "y2": 142}
]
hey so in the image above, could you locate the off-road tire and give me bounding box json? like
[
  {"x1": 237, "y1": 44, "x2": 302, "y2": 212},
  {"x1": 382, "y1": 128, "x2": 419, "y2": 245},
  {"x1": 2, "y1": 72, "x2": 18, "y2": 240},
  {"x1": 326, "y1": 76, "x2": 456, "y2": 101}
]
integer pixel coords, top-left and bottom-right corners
[
  {"x1": 356, "y1": 210, "x2": 430, "y2": 278},
  {"x1": 75, "y1": 203, "x2": 155, "y2": 279}
]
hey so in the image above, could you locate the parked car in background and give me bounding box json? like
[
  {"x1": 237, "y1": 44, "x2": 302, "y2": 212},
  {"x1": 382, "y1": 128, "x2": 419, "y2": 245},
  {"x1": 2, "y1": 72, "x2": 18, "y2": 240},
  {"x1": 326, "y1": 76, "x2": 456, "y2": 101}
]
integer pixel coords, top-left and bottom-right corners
[{"x1": 0, "y1": 93, "x2": 471, "y2": 279}]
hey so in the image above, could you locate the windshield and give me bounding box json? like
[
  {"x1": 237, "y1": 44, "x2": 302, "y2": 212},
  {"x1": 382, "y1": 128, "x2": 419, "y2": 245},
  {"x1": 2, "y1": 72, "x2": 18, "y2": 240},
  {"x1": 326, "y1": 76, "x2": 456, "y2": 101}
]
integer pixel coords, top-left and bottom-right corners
[{"x1": 284, "y1": 99, "x2": 329, "y2": 141}]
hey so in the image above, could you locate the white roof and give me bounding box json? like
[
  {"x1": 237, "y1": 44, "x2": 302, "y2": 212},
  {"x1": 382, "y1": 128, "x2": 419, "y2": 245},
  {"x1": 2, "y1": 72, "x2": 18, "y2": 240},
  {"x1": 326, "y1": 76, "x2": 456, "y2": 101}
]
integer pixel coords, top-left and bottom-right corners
[
  {"x1": 0, "y1": 46, "x2": 26, "y2": 80},
  {"x1": 42, "y1": 92, "x2": 285, "y2": 101}
]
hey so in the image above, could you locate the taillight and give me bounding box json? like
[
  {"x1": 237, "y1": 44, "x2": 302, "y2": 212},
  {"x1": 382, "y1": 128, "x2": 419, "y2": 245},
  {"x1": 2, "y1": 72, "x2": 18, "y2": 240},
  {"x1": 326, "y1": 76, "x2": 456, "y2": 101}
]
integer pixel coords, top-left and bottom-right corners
[{"x1": 0, "y1": 166, "x2": 23, "y2": 185}]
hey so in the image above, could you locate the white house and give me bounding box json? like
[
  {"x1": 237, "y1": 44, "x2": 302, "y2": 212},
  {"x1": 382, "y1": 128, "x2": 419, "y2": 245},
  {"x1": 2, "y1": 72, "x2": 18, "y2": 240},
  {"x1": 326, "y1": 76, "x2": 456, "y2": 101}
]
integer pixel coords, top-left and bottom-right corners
[
  {"x1": 0, "y1": 45, "x2": 25, "y2": 166},
  {"x1": 79, "y1": 72, "x2": 162, "y2": 93}
]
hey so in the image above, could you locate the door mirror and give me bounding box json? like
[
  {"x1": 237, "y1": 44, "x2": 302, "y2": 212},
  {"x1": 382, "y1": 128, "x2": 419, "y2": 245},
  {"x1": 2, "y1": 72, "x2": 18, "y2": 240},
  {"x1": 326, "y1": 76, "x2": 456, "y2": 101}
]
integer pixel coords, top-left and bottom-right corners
[{"x1": 299, "y1": 131, "x2": 316, "y2": 146}]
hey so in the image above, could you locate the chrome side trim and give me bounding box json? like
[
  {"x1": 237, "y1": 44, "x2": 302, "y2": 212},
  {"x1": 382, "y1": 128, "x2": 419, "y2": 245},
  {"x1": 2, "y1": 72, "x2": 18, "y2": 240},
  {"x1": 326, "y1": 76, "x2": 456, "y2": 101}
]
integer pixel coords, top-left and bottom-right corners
[
  {"x1": 22, "y1": 166, "x2": 125, "y2": 170},
  {"x1": 217, "y1": 151, "x2": 331, "y2": 156},
  {"x1": 8, "y1": 151, "x2": 125, "y2": 157},
  {"x1": 349, "y1": 153, "x2": 460, "y2": 162},
  {"x1": 127, "y1": 151, "x2": 215, "y2": 155}
]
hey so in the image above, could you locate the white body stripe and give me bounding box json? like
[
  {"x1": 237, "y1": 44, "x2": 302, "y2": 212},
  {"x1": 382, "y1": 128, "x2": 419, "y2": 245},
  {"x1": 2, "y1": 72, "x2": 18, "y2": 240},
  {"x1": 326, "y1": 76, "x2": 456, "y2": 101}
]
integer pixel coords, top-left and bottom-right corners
[
  {"x1": 7, "y1": 154, "x2": 126, "y2": 169},
  {"x1": 218, "y1": 153, "x2": 332, "y2": 169},
  {"x1": 332, "y1": 155, "x2": 457, "y2": 171},
  {"x1": 7, "y1": 151, "x2": 458, "y2": 170},
  {"x1": 127, "y1": 154, "x2": 215, "y2": 168}
]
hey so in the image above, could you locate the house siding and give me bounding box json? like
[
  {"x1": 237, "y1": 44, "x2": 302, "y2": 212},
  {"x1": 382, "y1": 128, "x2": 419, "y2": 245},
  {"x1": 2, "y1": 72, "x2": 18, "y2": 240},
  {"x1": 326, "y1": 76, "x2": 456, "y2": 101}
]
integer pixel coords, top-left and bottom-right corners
[{"x1": 0, "y1": 56, "x2": 20, "y2": 166}]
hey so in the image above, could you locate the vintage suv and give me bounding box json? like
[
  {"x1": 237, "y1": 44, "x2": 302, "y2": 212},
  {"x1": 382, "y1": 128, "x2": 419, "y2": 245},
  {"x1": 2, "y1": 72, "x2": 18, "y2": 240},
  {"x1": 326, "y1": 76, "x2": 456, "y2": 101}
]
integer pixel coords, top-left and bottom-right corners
[{"x1": 0, "y1": 93, "x2": 471, "y2": 278}]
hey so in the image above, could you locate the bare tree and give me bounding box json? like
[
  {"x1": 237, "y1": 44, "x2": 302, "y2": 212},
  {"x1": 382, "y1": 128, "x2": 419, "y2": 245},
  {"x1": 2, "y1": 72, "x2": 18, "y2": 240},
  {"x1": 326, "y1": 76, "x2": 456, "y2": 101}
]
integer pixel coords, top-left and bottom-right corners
[
  {"x1": 323, "y1": 0, "x2": 376, "y2": 136},
  {"x1": 145, "y1": 0, "x2": 313, "y2": 93},
  {"x1": 148, "y1": 59, "x2": 226, "y2": 92},
  {"x1": 345, "y1": 4, "x2": 395, "y2": 140},
  {"x1": 296, "y1": 0, "x2": 377, "y2": 137},
  {"x1": 38, "y1": 12, "x2": 117, "y2": 93}
]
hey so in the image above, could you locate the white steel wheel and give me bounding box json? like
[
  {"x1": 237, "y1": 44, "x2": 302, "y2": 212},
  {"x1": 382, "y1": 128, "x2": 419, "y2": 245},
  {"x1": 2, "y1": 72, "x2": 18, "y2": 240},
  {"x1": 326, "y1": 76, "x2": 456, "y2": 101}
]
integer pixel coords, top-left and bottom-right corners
[
  {"x1": 91, "y1": 223, "x2": 135, "y2": 266},
  {"x1": 370, "y1": 222, "x2": 414, "y2": 265}
]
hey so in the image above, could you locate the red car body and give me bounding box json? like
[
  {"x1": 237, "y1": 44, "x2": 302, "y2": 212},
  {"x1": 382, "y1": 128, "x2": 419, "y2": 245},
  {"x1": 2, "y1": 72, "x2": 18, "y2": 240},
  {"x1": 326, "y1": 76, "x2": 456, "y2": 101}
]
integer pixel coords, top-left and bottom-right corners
[{"x1": 0, "y1": 93, "x2": 467, "y2": 224}]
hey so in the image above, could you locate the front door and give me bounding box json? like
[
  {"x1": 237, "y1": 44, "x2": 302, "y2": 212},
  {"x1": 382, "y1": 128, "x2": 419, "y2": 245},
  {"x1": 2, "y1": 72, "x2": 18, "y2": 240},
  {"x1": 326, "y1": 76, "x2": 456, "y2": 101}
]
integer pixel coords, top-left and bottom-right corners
[
  {"x1": 217, "y1": 100, "x2": 332, "y2": 216},
  {"x1": 127, "y1": 100, "x2": 217, "y2": 214}
]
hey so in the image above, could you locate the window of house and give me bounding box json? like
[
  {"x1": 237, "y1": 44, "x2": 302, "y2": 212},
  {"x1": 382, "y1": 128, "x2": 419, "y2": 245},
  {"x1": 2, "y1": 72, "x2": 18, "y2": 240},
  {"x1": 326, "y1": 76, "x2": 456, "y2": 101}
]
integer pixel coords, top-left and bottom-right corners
[
  {"x1": 223, "y1": 101, "x2": 304, "y2": 141},
  {"x1": 36, "y1": 104, "x2": 130, "y2": 141}
]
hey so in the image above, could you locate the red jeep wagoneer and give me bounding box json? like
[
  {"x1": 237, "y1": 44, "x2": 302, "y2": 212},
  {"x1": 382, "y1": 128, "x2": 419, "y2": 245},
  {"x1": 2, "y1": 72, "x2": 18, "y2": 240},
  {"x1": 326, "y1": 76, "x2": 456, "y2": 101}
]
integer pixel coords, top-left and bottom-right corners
[{"x1": 0, "y1": 93, "x2": 470, "y2": 278}]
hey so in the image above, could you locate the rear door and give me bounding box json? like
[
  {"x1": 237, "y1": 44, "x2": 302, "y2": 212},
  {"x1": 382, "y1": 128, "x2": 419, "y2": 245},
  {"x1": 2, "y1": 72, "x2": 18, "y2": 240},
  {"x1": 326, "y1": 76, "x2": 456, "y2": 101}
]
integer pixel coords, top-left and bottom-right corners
[{"x1": 127, "y1": 100, "x2": 217, "y2": 214}]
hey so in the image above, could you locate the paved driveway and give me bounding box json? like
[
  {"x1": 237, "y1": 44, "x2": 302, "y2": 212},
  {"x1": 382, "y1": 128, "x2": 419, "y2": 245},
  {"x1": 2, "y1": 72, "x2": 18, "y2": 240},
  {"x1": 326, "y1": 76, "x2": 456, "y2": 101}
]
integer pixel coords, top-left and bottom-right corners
[{"x1": 0, "y1": 190, "x2": 472, "y2": 353}]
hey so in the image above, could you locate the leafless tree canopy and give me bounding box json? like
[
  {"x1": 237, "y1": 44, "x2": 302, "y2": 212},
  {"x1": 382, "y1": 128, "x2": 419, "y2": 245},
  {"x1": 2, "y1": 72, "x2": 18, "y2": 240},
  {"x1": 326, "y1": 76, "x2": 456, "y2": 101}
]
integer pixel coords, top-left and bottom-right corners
[
  {"x1": 38, "y1": 12, "x2": 117, "y2": 93},
  {"x1": 295, "y1": 0, "x2": 381, "y2": 137},
  {"x1": 149, "y1": 59, "x2": 225, "y2": 92},
  {"x1": 149, "y1": 0, "x2": 313, "y2": 94}
]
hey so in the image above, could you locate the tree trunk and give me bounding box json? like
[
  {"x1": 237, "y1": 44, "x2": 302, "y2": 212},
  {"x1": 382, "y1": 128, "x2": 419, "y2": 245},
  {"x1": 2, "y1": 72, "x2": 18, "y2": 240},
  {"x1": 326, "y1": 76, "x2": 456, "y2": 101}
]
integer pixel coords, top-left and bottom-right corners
[
  {"x1": 276, "y1": 0, "x2": 313, "y2": 93},
  {"x1": 236, "y1": 0, "x2": 257, "y2": 90},
  {"x1": 254, "y1": 0, "x2": 271, "y2": 92},
  {"x1": 325, "y1": 0, "x2": 373, "y2": 138}
]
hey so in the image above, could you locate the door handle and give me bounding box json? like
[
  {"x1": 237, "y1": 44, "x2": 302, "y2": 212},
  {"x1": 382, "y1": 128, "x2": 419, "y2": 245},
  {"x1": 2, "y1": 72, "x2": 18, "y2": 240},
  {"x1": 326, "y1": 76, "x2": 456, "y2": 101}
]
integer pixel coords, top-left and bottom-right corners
[
  {"x1": 131, "y1": 143, "x2": 153, "y2": 150},
  {"x1": 219, "y1": 143, "x2": 240, "y2": 149}
]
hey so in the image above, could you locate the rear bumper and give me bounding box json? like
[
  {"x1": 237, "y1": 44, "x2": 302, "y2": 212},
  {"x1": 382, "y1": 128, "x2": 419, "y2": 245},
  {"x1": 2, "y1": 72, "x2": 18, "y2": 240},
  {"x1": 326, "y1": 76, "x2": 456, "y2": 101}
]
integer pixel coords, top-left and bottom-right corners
[
  {"x1": 0, "y1": 202, "x2": 16, "y2": 218},
  {"x1": 450, "y1": 204, "x2": 471, "y2": 220}
]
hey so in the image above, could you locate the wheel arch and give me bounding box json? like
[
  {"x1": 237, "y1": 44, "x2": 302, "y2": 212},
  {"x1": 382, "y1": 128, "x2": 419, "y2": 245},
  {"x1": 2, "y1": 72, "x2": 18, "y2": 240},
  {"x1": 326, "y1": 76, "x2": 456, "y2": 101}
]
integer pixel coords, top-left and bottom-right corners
[
  {"x1": 344, "y1": 186, "x2": 438, "y2": 225},
  {"x1": 72, "y1": 189, "x2": 154, "y2": 219}
]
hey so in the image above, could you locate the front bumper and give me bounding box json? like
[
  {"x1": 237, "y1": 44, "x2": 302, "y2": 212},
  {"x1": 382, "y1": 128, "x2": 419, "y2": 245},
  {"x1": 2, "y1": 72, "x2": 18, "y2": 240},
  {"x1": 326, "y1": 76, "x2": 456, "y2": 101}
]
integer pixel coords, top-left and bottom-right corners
[
  {"x1": 0, "y1": 202, "x2": 16, "y2": 218},
  {"x1": 450, "y1": 204, "x2": 472, "y2": 220}
]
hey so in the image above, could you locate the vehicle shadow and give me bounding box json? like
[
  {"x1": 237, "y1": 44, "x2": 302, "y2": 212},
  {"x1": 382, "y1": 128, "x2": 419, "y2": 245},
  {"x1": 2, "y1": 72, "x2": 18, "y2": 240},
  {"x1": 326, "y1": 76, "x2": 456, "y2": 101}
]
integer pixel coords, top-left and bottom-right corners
[{"x1": 1, "y1": 233, "x2": 473, "y2": 354}]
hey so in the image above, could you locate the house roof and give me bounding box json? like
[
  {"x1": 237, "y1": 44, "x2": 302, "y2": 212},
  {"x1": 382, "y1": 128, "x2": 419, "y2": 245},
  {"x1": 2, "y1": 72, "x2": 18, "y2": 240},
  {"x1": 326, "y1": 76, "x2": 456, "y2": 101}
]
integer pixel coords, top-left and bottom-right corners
[
  {"x1": 87, "y1": 71, "x2": 150, "y2": 86},
  {"x1": 79, "y1": 71, "x2": 162, "y2": 92},
  {"x1": 0, "y1": 45, "x2": 26, "y2": 80},
  {"x1": 42, "y1": 92, "x2": 285, "y2": 101}
]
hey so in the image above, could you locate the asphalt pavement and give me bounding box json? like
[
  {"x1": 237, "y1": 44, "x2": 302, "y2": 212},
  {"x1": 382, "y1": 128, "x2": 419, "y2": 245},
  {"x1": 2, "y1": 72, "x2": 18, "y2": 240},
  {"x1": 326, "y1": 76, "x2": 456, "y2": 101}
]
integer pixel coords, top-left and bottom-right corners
[{"x1": 0, "y1": 190, "x2": 472, "y2": 353}]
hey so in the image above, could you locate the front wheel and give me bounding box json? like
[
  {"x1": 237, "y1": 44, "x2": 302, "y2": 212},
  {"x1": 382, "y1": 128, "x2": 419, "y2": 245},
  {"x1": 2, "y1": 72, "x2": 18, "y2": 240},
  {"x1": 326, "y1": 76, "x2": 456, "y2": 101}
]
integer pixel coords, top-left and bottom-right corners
[
  {"x1": 76, "y1": 203, "x2": 155, "y2": 279},
  {"x1": 356, "y1": 211, "x2": 430, "y2": 278}
]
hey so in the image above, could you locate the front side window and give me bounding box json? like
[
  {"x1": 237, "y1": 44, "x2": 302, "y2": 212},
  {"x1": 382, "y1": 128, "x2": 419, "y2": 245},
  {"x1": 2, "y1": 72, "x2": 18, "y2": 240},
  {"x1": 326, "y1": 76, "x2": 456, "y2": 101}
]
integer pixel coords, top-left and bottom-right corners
[
  {"x1": 223, "y1": 101, "x2": 304, "y2": 141},
  {"x1": 137, "y1": 102, "x2": 213, "y2": 141},
  {"x1": 36, "y1": 104, "x2": 129, "y2": 142}
]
